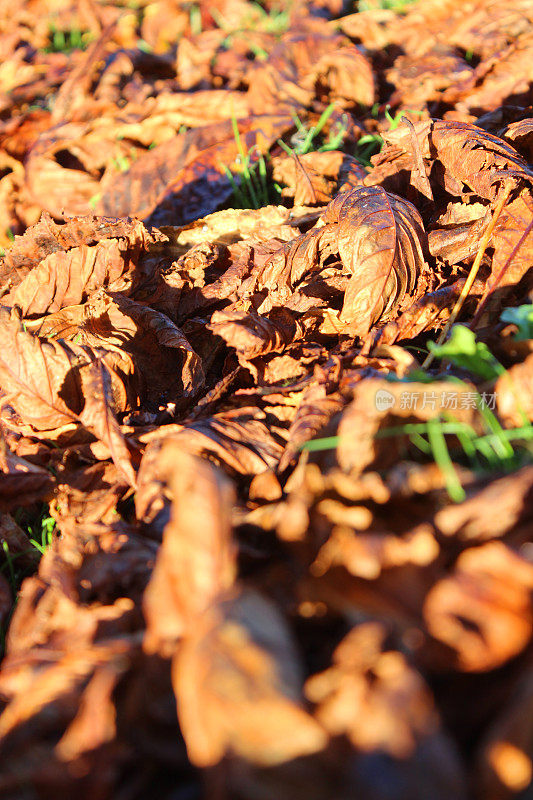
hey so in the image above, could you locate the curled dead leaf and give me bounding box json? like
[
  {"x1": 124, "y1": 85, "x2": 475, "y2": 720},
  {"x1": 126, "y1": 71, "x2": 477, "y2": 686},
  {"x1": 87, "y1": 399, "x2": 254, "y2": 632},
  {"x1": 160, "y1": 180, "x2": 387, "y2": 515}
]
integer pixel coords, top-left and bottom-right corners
[
  {"x1": 173, "y1": 590, "x2": 327, "y2": 767},
  {"x1": 423, "y1": 542, "x2": 533, "y2": 672}
]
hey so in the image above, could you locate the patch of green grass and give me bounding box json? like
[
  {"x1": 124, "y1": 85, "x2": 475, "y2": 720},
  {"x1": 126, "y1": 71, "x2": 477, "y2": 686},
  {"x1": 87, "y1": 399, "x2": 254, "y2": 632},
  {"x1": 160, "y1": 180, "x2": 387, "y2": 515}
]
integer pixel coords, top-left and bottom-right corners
[
  {"x1": 26, "y1": 513, "x2": 56, "y2": 556},
  {"x1": 111, "y1": 154, "x2": 132, "y2": 173},
  {"x1": 353, "y1": 132, "x2": 382, "y2": 167},
  {"x1": 501, "y1": 304, "x2": 533, "y2": 341},
  {"x1": 252, "y1": 1, "x2": 291, "y2": 36},
  {"x1": 222, "y1": 115, "x2": 275, "y2": 209},
  {"x1": 1, "y1": 541, "x2": 20, "y2": 595},
  {"x1": 189, "y1": 3, "x2": 203, "y2": 36},
  {"x1": 303, "y1": 411, "x2": 532, "y2": 502},
  {"x1": 212, "y1": 1, "x2": 290, "y2": 38},
  {"x1": 44, "y1": 26, "x2": 94, "y2": 54},
  {"x1": 355, "y1": 106, "x2": 424, "y2": 166},
  {"x1": 278, "y1": 104, "x2": 350, "y2": 157},
  {"x1": 358, "y1": 0, "x2": 418, "y2": 11},
  {"x1": 276, "y1": 104, "x2": 420, "y2": 169},
  {"x1": 137, "y1": 38, "x2": 153, "y2": 54},
  {"x1": 27, "y1": 99, "x2": 53, "y2": 113},
  {"x1": 247, "y1": 40, "x2": 270, "y2": 60},
  {"x1": 12, "y1": 506, "x2": 56, "y2": 559},
  {"x1": 89, "y1": 193, "x2": 102, "y2": 210},
  {"x1": 302, "y1": 319, "x2": 533, "y2": 502},
  {"x1": 427, "y1": 325, "x2": 505, "y2": 381},
  {"x1": 426, "y1": 417, "x2": 465, "y2": 501}
]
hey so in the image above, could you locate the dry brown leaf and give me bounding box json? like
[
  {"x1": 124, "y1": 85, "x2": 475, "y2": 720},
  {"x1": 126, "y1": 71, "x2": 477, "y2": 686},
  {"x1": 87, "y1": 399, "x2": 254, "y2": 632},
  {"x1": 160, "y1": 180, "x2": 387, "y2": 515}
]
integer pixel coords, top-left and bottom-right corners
[
  {"x1": 0, "y1": 434, "x2": 55, "y2": 510},
  {"x1": 434, "y1": 465, "x2": 533, "y2": 542},
  {"x1": 373, "y1": 119, "x2": 533, "y2": 202},
  {"x1": 77, "y1": 359, "x2": 137, "y2": 488},
  {"x1": 0, "y1": 306, "x2": 133, "y2": 434},
  {"x1": 423, "y1": 542, "x2": 533, "y2": 672},
  {"x1": 272, "y1": 151, "x2": 363, "y2": 207},
  {"x1": 330, "y1": 186, "x2": 430, "y2": 332},
  {"x1": 311, "y1": 524, "x2": 439, "y2": 581},
  {"x1": 143, "y1": 447, "x2": 236, "y2": 652},
  {"x1": 1, "y1": 216, "x2": 164, "y2": 316},
  {"x1": 257, "y1": 186, "x2": 430, "y2": 338},
  {"x1": 173, "y1": 590, "x2": 327, "y2": 767},
  {"x1": 96, "y1": 116, "x2": 292, "y2": 225},
  {"x1": 306, "y1": 622, "x2": 438, "y2": 757},
  {"x1": 488, "y1": 190, "x2": 533, "y2": 291},
  {"x1": 496, "y1": 354, "x2": 533, "y2": 426},
  {"x1": 502, "y1": 116, "x2": 533, "y2": 161}
]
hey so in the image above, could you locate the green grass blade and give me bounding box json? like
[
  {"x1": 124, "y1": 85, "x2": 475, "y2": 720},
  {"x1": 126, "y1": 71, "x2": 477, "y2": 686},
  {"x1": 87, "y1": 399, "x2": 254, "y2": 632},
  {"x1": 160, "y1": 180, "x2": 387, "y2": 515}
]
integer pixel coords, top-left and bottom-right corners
[
  {"x1": 258, "y1": 153, "x2": 268, "y2": 203},
  {"x1": 277, "y1": 138, "x2": 295, "y2": 157},
  {"x1": 302, "y1": 435, "x2": 341, "y2": 452},
  {"x1": 1, "y1": 541, "x2": 15, "y2": 591},
  {"x1": 300, "y1": 103, "x2": 335, "y2": 154},
  {"x1": 477, "y1": 401, "x2": 515, "y2": 461},
  {"x1": 232, "y1": 115, "x2": 259, "y2": 207},
  {"x1": 409, "y1": 431, "x2": 431, "y2": 454},
  {"x1": 427, "y1": 418, "x2": 466, "y2": 502},
  {"x1": 291, "y1": 112, "x2": 306, "y2": 133},
  {"x1": 455, "y1": 427, "x2": 481, "y2": 470},
  {"x1": 222, "y1": 165, "x2": 249, "y2": 208}
]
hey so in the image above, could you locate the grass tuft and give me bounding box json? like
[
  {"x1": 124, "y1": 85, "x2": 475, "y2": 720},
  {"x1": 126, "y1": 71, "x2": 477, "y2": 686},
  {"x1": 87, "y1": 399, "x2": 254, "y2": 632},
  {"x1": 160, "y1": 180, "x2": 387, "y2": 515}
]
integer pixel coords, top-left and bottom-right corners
[
  {"x1": 44, "y1": 26, "x2": 93, "y2": 53},
  {"x1": 212, "y1": 1, "x2": 290, "y2": 38},
  {"x1": 27, "y1": 513, "x2": 56, "y2": 556},
  {"x1": 222, "y1": 114, "x2": 274, "y2": 209},
  {"x1": 358, "y1": 0, "x2": 418, "y2": 11},
  {"x1": 1, "y1": 505, "x2": 57, "y2": 657},
  {"x1": 278, "y1": 104, "x2": 350, "y2": 157},
  {"x1": 302, "y1": 319, "x2": 533, "y2": 502}
]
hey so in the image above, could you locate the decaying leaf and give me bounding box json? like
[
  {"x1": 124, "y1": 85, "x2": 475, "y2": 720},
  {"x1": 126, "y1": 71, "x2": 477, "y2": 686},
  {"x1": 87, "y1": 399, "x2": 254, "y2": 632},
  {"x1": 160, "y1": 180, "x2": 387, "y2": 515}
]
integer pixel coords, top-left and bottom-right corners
[
  {"x1": 77, "y1": 359, "x2": 137, "y2": 488},
  {"x1": 306, "y1": 622, "x2": 437, "y2": 757},
  {"x1": 174, "y1": 591, "x2": 327, "y2": 767},
  {"x1": 371, "y1": 119, "x2": 533, "y2": 201},
  {"x1": 1, "y1": 216, "x2": 164, "y2": 315},
  {"x1": 255, "y1": 185, "x2": 430, "y2": 338},
  {"x1": 0, "y1": 306, "x2": 132, "y2": 433},
  {"x1": 143, "y1": 447, "x2": 236, "y2": 651},
  {"x1": 423, "y1": 542, "x2": 533, "y2": 672}
]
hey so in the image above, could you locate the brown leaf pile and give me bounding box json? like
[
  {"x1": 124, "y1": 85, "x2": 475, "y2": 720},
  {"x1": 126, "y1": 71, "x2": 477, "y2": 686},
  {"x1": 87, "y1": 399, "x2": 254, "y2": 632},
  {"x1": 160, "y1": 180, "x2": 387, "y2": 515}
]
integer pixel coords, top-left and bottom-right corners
[{"x1": 0, "y1": 1, "x2": 532, "y2": 799}]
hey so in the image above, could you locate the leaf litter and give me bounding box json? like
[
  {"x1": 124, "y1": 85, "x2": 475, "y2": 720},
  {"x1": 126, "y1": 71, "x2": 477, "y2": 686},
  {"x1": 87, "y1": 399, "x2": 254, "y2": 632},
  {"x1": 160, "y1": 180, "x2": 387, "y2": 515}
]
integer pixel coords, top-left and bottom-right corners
[{"x1": 0, "y1": 0, "x2": 532, "y2": 798}]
